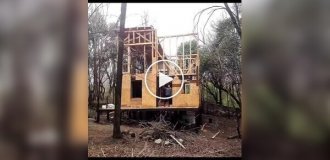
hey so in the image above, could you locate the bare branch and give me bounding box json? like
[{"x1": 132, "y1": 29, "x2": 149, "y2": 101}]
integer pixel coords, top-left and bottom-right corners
[
  {"x1": 224, "y1": 3, "x2": 241, "y2": 38},
  {"x1": 202, "y1": 8, "x2": 220, "y2": 40},
  {"x1": 88, "y1": 3, "x2": 103, "y2": 20},
  {"x1": 193, "y1": 5, "x2": 226, "y2": 44}
]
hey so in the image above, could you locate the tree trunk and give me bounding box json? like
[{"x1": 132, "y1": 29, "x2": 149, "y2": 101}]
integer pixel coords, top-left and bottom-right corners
[
  {"x1": 218, "y1": 86, "x2": 223, "y2": 106},
  {"x1": 235, "y1": 102, "x2": 241, "y2": 138},
  {"x1": 92, "y1": 37, "x2": 100, "y2": 123},
  {"x1": 113, "y1": 3, "x2": 127, "y2": 139},
  {"x1": 110, "y1": 59, "x2": 116, "y2": 103},
  {"x1": 236, "y1": 114, "x2": 241, "y2": 138},
  {"x1": 96, "y1": 64, "x2": 101, "y2": 123},
  {"x1": 224, "y1": 3, "x2": 241, "y2": 39}
]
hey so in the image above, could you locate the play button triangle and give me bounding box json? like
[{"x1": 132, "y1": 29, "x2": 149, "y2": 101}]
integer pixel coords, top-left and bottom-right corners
[{"x1": 158, "y1": 72, "x2": 173, "y2": 88}]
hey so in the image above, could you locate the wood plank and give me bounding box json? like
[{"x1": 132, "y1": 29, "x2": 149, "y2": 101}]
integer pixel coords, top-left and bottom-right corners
[
  {"x1": 124, "y1": 43, "x2": 154, "y2": 46},
  {"x1": 170, "y1": 135, "x2": 186, "y2": 149},
  {"x1": 158, "y1": 33, "x2": 197, "y2": 38},
  {"x1": 212, "y1": 130, "x2": 221, "y2": 139}
]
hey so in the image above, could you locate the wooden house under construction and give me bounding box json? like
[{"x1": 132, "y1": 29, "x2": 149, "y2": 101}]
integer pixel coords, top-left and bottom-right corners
[{"x1": 120, "y1": 26, "x2": 200, "y2": 110}]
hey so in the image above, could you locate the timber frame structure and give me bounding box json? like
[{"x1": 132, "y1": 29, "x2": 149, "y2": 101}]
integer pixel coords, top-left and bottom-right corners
[{"x1": 120, "y1": 26, "x2": 200, "y2": 110}]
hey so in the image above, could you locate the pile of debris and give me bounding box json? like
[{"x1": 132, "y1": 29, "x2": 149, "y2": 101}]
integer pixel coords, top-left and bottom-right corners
[
  {"x1": 140, "y1": 121, "x2": 187, "y2": 148},
  {"x1": 122, "y1": 119, "x2": 188, "y2": 149},
  {"x1": 139, "y1": 121, "x2": 173, "y2": 138}
]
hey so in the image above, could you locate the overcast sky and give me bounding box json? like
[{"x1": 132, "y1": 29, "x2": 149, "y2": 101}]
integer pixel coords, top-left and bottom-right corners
[{"x1": 92, "y1": 3, "x2": 228, "y2": 56}]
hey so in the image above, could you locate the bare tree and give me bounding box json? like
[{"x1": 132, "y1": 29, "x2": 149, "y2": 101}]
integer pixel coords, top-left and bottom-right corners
[
  {"x1": 224, "y1": 3, "x2": 241, "y2": 39},
  {"x1": 141, "y1": 11, "x2": 149, "y2": 27},
  {"x1": 113, "y1": 3, "x2": 127, "y2": 139},
  {"x1": 200, "y1": 16, "x2": 242, "y2": 138},
  {"x1": 88, "y1": 3, "x2": 103, "y2": 20},
  {"x1": 193, "y1": 3, "x2": 241, "y2": 44},
  {"x1": 88, "y1": 4, "x2": 118, "y2": 121},
  {"x1": 196, "y1": 3, "x2": 241, "y2": 139}
]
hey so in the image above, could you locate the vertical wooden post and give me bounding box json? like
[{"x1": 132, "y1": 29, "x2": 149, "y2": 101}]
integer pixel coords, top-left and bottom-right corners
[
  {"x1": 144, "y1": 45, "x2": 146, "y2": 71},
  {"x1": 138, "y1": 33, "x2": 141, "y2": 43},
  {"x1": 128, "y1": 47, "x2": 131, "y2": 73},
  {"x1": 162, "y1": 33, "x2": 165, "y2": 72},
  {"x1": 176, "y1": 37, "x2": 179, "y2": 69},
  {"x1": 152, "y1": 31, "x2": 154, "y2": 58},
  {"x1": 155, "y1": 31, "x2": 159, "y2": 72},
  {"x1": 189, "y1": 39, "x2": 192, "y2": 74},
  {"x1": 182, "y1": 37, "x2": 185, "y2": 72},
  {"x1": 128, "y1": 31, "x2": 130, "y2": 44}
]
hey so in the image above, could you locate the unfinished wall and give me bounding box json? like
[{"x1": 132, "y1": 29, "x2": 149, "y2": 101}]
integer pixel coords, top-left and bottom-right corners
[
  {"x1": 142, "y1": 73, "x2": 157, "y2": 108},
  {"x1": 121, "y1": 72, "x2": 157, "y2": 109},
  {"x1": 172, "y1": 77, "x2": 200, "y2": 108},
  {"x1": 121, "y1": 74, "x2": 131, "y2": 107}
]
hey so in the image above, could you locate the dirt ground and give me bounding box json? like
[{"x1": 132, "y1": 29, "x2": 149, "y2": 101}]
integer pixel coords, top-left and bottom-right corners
[{"x1": 88, "y1": 114, "x2": 241, "y2": 157}]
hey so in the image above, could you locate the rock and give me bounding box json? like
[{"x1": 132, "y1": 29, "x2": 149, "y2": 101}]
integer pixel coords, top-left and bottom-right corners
[
  {"x1": 121, "y1": 129, "x2": 129, "y2": 135},
  {"x1": 178, "y1": 138, "x2": 183, "y2": 143},
  {"x1": 164, "y1": 140, "x2": 170, "y2": 145},
  {"x1": 154, "y1": 139, "x2": 162, "y2": 144},
  {"x1": 130, "y1": 132, "x2": 136, "y2": 138}
]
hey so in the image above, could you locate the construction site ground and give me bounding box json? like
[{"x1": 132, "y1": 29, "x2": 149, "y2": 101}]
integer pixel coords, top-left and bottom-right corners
[{"x1": 88, "y1": 114, "x2": 241, "y2": 157}]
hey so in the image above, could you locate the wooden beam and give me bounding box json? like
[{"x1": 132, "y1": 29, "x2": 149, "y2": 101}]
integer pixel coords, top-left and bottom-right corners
[
  {"x1": 152, "y1": 31, "x2": 155, "y2": 58},
  {"x1": 138, "y1": 34, "x2": 141, "y2": 43},
  {"x1": 128, "y1": 32, "x2": 131, "y2": 44},
  {"x1": 212, "y1": 130, "x2": 221, "y2": 139},
  {"x1": 170, "y1": 135, "x2": 186, "y2": 149},
  {"x1": 144, "y1": 45, "x2": 146, "y2": 71},
  {"x1": 133, "y1": 31, "x2": 135, "y2": 43},
  {"x1": 189, "y1": 40, "x2": 192, "y2": 74},
  {"x1": 182, "y1": 36, "x2": 185, "y2": 72},
  {"x1": 125, "y1": 29, "x2": 154, "y2": 32},
  {"x1": 124, "y1": 43, "x2": 154, "y2": 46},
  {"x1": 162, "y1": 38, "x2": 165, "y2": 73},
  {"x1": 158, "y1": 33, "x2": 197, "y2": 38},
  {"x1": 128, "y1": 47, "x2": 131, "y2": 73},
  {"x1": 135, "y1": 32, "x2": 150, "y2": 43}
]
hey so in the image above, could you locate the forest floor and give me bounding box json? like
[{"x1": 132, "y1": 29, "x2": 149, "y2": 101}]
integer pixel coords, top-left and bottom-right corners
[{"x1": 88, "y1": 114, "x2": 241, "y2": 157}]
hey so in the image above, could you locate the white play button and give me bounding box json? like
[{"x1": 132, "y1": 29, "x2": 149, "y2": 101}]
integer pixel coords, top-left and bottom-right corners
[
  {"x1": 145, "y1": 60, "x2": 184, "y2": 99},
  {"x1": 158, "y1": 72, "x2": 173, "y2": 88}
]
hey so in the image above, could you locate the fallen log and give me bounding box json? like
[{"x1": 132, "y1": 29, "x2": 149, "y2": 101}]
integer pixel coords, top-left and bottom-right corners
[
  {"x1": 169, "y1": 135, "x2": 186, "y2": 149},
  {"x1": 212, "y1": 130, "x2": 221, "y2": 139}
]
